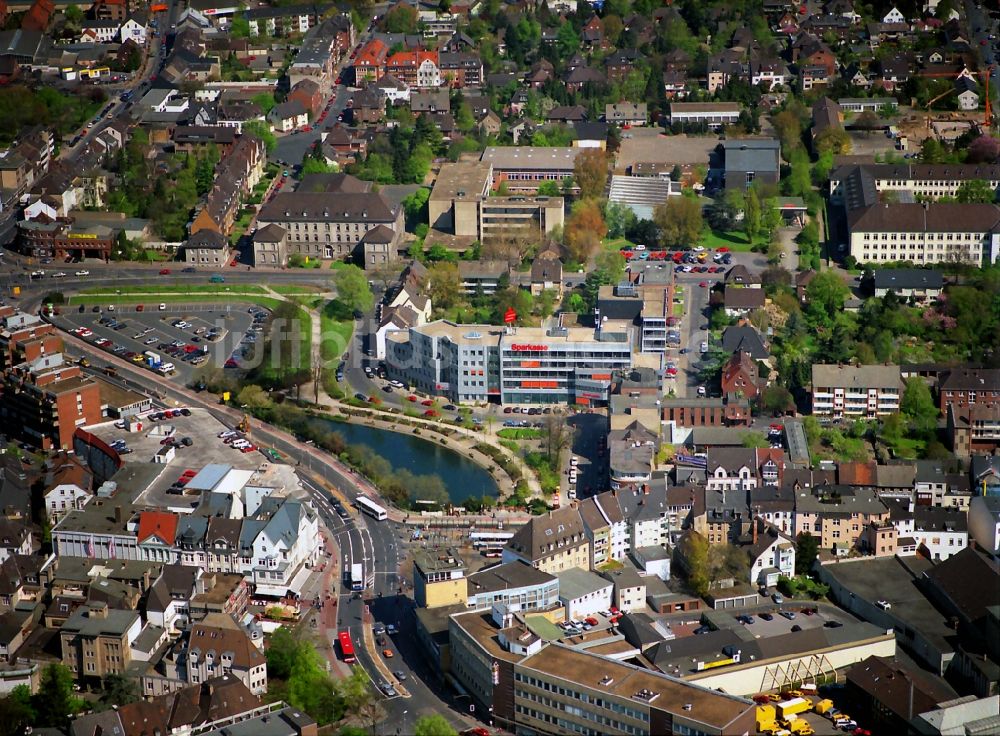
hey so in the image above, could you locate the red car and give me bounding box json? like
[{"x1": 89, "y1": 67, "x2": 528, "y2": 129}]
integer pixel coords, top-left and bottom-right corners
[
  {"x1": 302, "y1": 125, "x2": 311, "y2": 132},
  {"x1": 699, "y1": 281, "x2": 708, "y2": 288},
  {"x1": 421, "y1": 399, "x2": 434, "y2": 406},
  {"x1": 159, "y1": 268, "x2": 171, "y2": 275},
  {"x1": 407, "y1": 395, "x2": 417, "y2": 402},
  {"x1": 716, "y1": 247, "x2": 729, "y2": 252},
  {"x1": 423, "y1": 409, "x2": 438, "y2": 417}
]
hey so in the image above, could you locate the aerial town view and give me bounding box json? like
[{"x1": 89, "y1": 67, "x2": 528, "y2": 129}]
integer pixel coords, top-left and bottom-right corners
[{"x1": 0, "y1": 0, "x2": 999, "y2": 732}]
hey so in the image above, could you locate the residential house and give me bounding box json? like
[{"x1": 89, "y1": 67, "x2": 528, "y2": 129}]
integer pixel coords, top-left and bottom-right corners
[
  {"x1": 794, "y1": 485, "x2": 891, "y2": 554},
  {"x1": 721, "y1": 323, "x2": 769, "y2": 361},
  {"x1": 721, "y1": 350, "x2": 762, "y2": 400},
  {"x1": 269, "y1": 100, "x2": 309, "y2": 132},
  {"x1": 183, "y1": 229, "x2": 231, "y2": 266},
  {"x1": 723, "y1": 286, "x2": 766, "y2": 317},
  {"x1": 606, "y1": 102, "x2": 647, "y2": 126},
  {"x1": 873, "y1": 269, "x2": 943, "y2": 302},
  {"x1": 439, "y1": 52, "x2": 482, "y2": 87},
  {"x1": 287, "y1": 79, "x2": 323, "y2": 118},
  {"x1": 605, "y1": 49, "x2": 643, "y2": 82},
  {"x1": 743, "y1": 518, "x2": 796, "y2": 587}
]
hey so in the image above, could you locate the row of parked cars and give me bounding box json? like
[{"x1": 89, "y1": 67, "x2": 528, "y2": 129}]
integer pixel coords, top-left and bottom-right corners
[{"x1": 218, "y1": 429, "x2": 258, "y2": 454}]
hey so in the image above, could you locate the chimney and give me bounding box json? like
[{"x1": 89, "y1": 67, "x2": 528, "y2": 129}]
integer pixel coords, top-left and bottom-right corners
[
  {"x1": 752, "y1": 516, "x2": 758, "y2": 546},
  {"x1": 114, "y1": 506, "x2": 123, "y2": 524},
  {"x1": 90, "y1": 602, "x2": 108, "y2": 619}
]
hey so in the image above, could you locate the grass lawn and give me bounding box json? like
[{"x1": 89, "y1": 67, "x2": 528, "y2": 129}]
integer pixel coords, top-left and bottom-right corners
[
  {"x1": 603, "y1": 237, "x2": 638, "y2": 251},
  {"x1": 672, "y1": 299, "x2": 685, "y2": 317},
  {"x1": 329, "y1": 261, "x2": 352, "y2": 271},
  {"x1": 319, "y1": 298, "x2": 354, "y2": 363},
  {"x1": 272, "y1": 285, "x2": 324, "y2": 296},
  {"x1": 888, "y1": 437, "x2": 926, "y2": 460},
  {"x1": 699, "y1": 229, "x2": 767, "y2": 252},
  {"x1": 80, "y1": 284, "x2": 267, "y2": 295}
]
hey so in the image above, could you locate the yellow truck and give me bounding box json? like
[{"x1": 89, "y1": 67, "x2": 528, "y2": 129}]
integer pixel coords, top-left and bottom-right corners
[
  {"x1": 781, "y1": 716, "x2": 815, "y2": 735},
  {"x1": 776, "y1": 698, "x2": 812, "y2": 719},
  {"x1": 814, "y1": 699, "x2": 835, "y2": 715}
]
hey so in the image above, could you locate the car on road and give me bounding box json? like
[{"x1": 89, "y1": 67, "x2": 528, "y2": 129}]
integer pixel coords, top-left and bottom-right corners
[
  {"x1": 159, "y1": 268, "x2": 171, "y2": 275},
  {"x1": 75, "y1": 269, "x2": 90, "y2": 276},
  {"x1": 700, "y1": 341, "x2": 708, "y2": 353},
  {"x1": 393, "y1": 670, "x2": 406, "y2": 681},
  {"x1": 382, "y1": 649, "x2": 393, "y2": 658},
  {"x1": 53, "y1": 272, "x2": 67, "y2": 278}
]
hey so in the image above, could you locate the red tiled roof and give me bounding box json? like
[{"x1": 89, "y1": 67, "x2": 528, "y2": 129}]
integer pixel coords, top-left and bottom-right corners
[
  {"x1": 137, "y1": 511, "x2": 179, "y2": 545},
  {"x1": 355, "y1": 38, "x2": 389, "y2": 66}
]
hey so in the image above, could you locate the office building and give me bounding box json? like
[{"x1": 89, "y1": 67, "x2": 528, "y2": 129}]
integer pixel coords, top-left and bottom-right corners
[{"x1": 386, "y1": 318, "x2": 632, "y2": 406}]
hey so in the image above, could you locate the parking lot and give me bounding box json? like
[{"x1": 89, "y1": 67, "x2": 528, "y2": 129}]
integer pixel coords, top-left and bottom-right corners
[
  {"x1": 83, "y1": 407, "x2": 300, "y2": 510},
  {"x1": 56, "y1": 303, "x2": 265, "y2": 384}
]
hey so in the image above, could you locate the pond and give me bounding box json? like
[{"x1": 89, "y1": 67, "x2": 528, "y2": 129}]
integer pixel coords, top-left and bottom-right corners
[{"x1": 310, "y1": 417, "x2": 499, "y2": 504}]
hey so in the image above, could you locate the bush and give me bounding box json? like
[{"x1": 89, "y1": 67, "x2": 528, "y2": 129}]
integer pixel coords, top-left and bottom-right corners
[{"x1": 777, "y1": 574, "x2": 830, "y2": 600}]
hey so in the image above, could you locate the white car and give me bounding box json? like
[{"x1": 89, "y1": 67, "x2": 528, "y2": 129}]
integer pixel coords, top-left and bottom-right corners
[
  {"x1": 697, "y1": 386, "x2": 707, "y2": 397},
  {"x1": 700, "y1": 341, "x2": 708, "y2": 353},
  {"x1": 52, "y1": 272, "x2": 67, "y2": 278},
  {"x1": 633, "y1": 244, "x2": 646, "y2": 251},
  {"x1": 75, "y1": 269, "x2": 90, "y2": 276}
]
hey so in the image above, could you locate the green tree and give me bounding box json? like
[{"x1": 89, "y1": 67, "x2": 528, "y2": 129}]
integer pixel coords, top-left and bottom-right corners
[
  {"x1": 333, "y1": 264, "x2": 374, "y2": 314},
  {"x1": 901, "y1": 376, "x2": 939, "y2": 433},
  {"x1": 761, "y1": 384, "x2": 794, "y2": 415},
  {"x1": 654, "y1": 195, "x2": 703, "y2": 249},
  {"x1": 100, "y1": 674, "x2": 140, "y2": 709},
  {"x1": 741, "y1": 431, "x2": 769, "y2": 448},
  {"x1": 572, "y1": 148, "x2": 608, "y2": 200},
  {"x1": 537, "y1": 179, "x2": 561, "y2": 197},
  {"x1": 604, "y1": 200, "x2": 637, "y2": 239},
  {"x1": 243, "y1": 120, "x2": 276, "y2": 152},
  {"x1": 555, "y1": 22, "x2": 580, "y2": 59},
  {"x1": 266, "y1": 627, "x2": 299, "y2": 680},
  {"x1": 230, "y1": 13, "x2": 251, "y2": 38},
  {"x1": 795, "y1": 532, "x2": 819, "y2": 575},
  {"x1": 706, "y1": 188, "x2": 744, "y2": 231},
  {"x1": 682, "y1": 532, "x2": 711, "y2": 597},
  {"x1": 414, "y1": 714, "x2": 458, "y2": 736},
  {"x1": 34, "y1": 664, "x2": 82, "y2": 730},
  {"x1": 64, "y1": 3, "x2": 83, "y2": 23},
  {"x1": 955, "y1": 179, "x2": 997, "y2": 203},
  {"x1": 743, "y1": 187, "x2": 761, "y2": 244},
  {"x1": 252, "y1": 92, "x2": 276, "y2": 114},
  {"x1": 383, "y1": 3, "x2": 418, "y2": 32},
  {"x1": 804, "y1": 271, "x2": 849, "y2": 325},
  {"x1": 0, "y1": 685, "x2": 35, "y2": 735}
]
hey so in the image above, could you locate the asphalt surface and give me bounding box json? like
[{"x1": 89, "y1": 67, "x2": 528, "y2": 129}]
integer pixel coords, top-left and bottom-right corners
[{"x1": 53, "y1": 304, "x2": 257, "y2": 384}]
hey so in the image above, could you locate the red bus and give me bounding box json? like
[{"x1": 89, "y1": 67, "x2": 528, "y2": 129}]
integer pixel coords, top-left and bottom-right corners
[{"x1": 338, "y1": 631, "x2": 356, "y2": 663}]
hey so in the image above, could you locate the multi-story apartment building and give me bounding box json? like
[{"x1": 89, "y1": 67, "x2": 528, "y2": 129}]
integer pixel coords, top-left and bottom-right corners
[
  {"x1": 385, "y1": 50, "x2": 440, "y2": 87},
  {"x1": 465, "y1": 561, "x2": 559, "y2": 611},
  {"x1": 0, "y1": 309, "x2": 62, "y2": 371},
  {"x1": 830, "y1": 163, "x2": 1000, "y2": 202},
  {"x1": 256, "y1": 189, "x2": 404, "y2": 267},
  {"x1": 439, "y1": 52, "x2": 483, "y2": 86},
  {"x1": 811, "y1": 363, "x2": 903, "y2": 419},
  {"x1": 503, "y1": 507, "x2": 591, "y2": 574},
  {"x1": 245, "y1": 2, "x2": 332, "y2": 37},
  {"x1": 886, "y1": 500, "x2": 969, "y2": 561},
  {"x1": 938, "y1": 368, "x2": 1000, "y2": 413},
  {"x1": 185, "y1": 615, "x2": 267, "y2": 694},
  {"x1": 60, "y1": 602, "x2": 141, "y2": 678},
  {"x1": 352, "y1": 38, "x2": 388, "y2": 83},
  {"x1": 793, "y1": 485, "x2": 891, "y2": 553},
  {"x1": 386, "y1": 318, "x2": 632, "y2": 406},
  {"x1": 1, "y1": 353, "x2": 103, "y2": 450},
  {"x1": 480, "y1": 147, "x2": 584, "y2": 193},
  {"x1": 578, "y1": 492, "x2": 629, "y2": 566}
]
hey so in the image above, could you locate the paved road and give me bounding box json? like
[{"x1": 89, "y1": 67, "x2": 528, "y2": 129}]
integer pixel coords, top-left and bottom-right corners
[{"x1": 966, "y1": 0, "x2": 1000, "y2": 98}]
